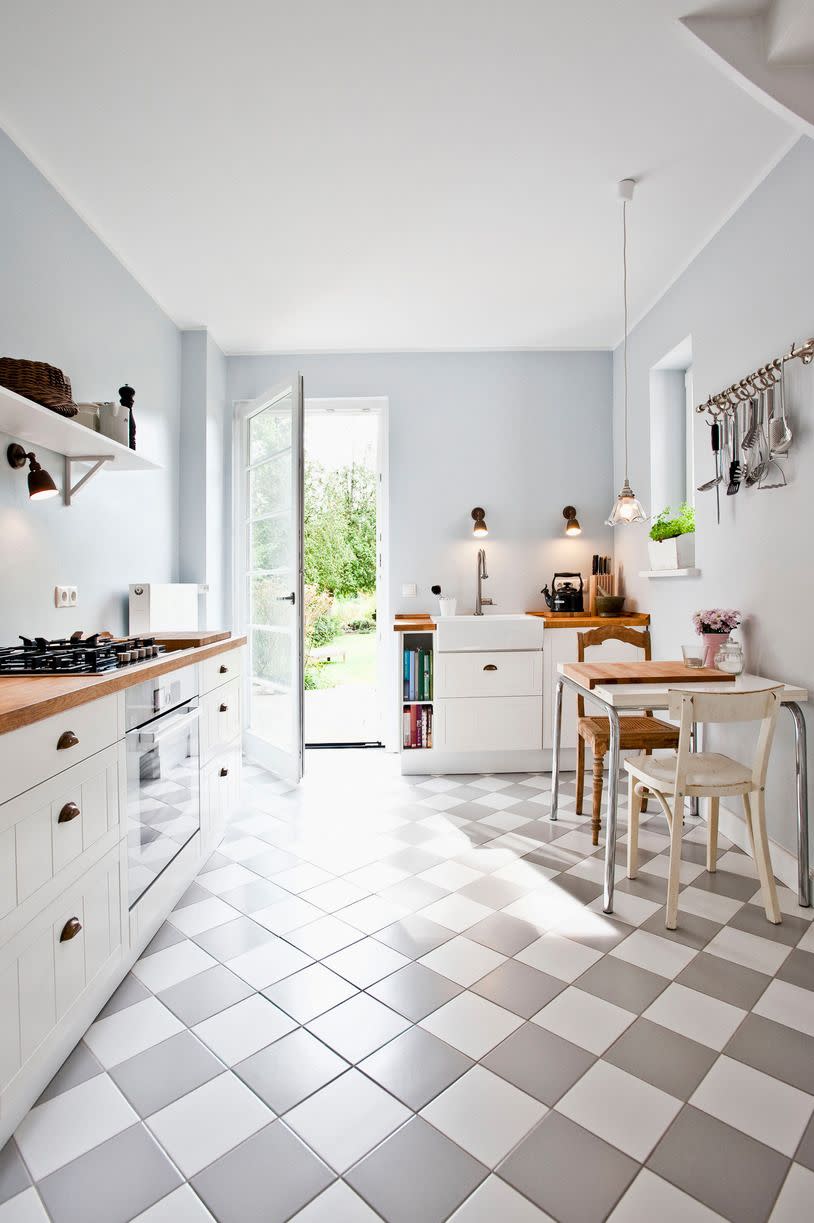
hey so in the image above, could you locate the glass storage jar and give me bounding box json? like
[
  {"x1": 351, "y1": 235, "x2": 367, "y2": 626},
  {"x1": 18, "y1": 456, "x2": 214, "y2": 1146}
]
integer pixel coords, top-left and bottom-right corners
[{"x1": 714, "y1": 639, "x2": 744, "y2": 675}]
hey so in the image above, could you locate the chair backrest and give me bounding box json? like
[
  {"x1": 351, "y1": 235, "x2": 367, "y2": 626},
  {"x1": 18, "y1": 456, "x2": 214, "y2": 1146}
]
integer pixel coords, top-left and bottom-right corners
[
  {"x1": 667, "y1": 685, "x2": 783, "y2": 792},
  {"x1": 576, "y1": 625, "x2": 651, "y2": 718}
]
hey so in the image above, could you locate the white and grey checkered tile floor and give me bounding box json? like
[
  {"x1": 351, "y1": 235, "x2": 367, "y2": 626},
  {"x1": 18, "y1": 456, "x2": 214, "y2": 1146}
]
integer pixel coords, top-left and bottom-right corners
[{"x1": 3, "y1": 750, "x2": 813, "y2": 1222}]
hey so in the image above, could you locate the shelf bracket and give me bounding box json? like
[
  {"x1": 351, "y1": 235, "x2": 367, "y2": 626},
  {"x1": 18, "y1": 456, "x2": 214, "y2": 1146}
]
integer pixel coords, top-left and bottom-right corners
[{"x1": 63, "y1": 455, "x2": 113, "y2": 505}]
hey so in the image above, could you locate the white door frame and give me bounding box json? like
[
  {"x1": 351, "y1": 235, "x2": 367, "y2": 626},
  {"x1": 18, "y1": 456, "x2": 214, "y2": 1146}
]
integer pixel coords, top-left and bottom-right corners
[{"x1": 304, "y1": 396, "x2": 391, "y2": 748}]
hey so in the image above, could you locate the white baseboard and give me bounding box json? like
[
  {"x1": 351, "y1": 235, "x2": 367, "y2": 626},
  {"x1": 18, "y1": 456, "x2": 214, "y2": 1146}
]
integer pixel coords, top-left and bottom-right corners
[{"x1": 706, "y1": 800, "x2": 804, "y2": 894}]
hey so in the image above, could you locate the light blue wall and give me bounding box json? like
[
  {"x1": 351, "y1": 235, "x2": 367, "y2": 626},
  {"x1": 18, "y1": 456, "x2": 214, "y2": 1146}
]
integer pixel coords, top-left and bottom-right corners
[
  {"x1": 228, "y1": 351, "x2": 615, "y2": 618},
  {"x1": 612, "y1": 136, "x2": 814, "y2": 858},
  {"x1": 0, "y1": 129, "x2": 181, "y2": 639}
]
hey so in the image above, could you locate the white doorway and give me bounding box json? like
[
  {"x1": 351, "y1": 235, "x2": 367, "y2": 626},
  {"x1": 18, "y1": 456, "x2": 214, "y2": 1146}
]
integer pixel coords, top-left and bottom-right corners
[{"x1": 303, "y1": 397, "x2": 389, "y2": 747}]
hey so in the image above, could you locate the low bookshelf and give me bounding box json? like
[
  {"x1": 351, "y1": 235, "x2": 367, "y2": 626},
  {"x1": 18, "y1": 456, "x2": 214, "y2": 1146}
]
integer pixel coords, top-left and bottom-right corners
[{"x1": 400, "y1": 629, "x2": 435, "y2": 760}]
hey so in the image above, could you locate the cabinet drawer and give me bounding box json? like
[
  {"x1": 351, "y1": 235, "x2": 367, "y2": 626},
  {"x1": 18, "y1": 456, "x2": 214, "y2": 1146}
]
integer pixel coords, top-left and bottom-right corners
[
  {"x1": 200, "y1": 649, "x2": 243, "y2": 695},
  {"x1": 0, "y1": 746, "x2": 120, "y2": 920},
  {"x1": 202, "y1": 741, "x2": 241, "y2": 853},
  {"x1": 200, "y1": 680, "x2": 241, "y2": 761},
  {"x1": 1, "y1": 846, "x2": 121, "y2": 1088},
  {"x1": 437, "y1": 651, "x2": 542, "y2": 699},
  {"x1": 435, "y1": 697, "x2": 542, "y2": 753},
  {"x1": 0, "y1": 696, "x2": 119, "y2": 806}
]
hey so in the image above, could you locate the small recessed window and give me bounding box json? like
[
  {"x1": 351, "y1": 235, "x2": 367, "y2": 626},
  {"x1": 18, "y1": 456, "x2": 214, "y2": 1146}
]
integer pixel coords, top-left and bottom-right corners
[{"x1": 650, "y1": 336, "x2": 694, "y2": 516}]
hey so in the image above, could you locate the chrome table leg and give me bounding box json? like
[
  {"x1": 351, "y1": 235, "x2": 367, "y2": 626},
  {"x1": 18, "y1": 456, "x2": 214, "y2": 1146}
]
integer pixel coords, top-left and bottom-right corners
[
  {"x1": 550, "y1": 678, "x2": 564, "y2": 823},
  {"x1": 786, "y1": 702, "x2": 810, "y2": 908},
  {"x1": 604, "y1": 706, "x2": 621, "y2": 914}
]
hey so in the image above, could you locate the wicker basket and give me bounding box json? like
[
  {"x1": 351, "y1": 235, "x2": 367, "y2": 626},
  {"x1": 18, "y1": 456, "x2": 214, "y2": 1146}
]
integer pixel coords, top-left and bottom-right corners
[{"x1": 0, "y1": 358, "x2": 78, "y2": 416}]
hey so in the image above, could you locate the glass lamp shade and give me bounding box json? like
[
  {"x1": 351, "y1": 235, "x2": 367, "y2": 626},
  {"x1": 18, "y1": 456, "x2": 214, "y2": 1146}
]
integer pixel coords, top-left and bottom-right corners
[{"x1": 605, "y1": 480, "x2": 647, "y2": 526}]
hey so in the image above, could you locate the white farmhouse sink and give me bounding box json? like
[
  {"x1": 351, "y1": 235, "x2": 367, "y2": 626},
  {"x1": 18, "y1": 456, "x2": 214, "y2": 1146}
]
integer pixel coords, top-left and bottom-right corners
[{"x1": 433, "y1": 613, "x2": 543, "y2": 652}]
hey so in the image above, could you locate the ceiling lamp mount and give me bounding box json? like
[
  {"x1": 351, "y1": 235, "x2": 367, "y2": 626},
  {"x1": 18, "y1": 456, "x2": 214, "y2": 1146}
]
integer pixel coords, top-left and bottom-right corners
[{"x1": 606, "y1": 178, "x2": 647, "y2": 528}]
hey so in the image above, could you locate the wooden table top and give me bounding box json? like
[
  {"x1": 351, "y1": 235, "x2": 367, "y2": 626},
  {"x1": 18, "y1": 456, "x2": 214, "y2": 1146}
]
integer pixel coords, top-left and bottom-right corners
[{"x1": 561, "y1": 660, "x2": 737, "y2": 689}]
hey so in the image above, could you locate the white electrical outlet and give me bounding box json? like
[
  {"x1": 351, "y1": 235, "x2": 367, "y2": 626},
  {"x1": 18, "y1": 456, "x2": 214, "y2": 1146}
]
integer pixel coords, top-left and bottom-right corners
[
  {"x1": 401, "y1": 583, "x2": 417, "y2": 598},
  {"x1": 55, "y1": 586, "x2": 78, "y2": 608}
]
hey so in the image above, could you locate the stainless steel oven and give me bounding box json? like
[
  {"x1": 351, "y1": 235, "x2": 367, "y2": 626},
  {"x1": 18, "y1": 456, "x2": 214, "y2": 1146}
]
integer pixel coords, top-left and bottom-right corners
[{"x1": 125, "y1": 665, "x2": 200, "y2": 908}]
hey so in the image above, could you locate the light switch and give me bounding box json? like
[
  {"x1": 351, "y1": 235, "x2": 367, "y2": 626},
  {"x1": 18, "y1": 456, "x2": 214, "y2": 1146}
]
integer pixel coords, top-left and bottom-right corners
[{"x1": 401, "y1": 583, "x2": 417, "y2": 598}]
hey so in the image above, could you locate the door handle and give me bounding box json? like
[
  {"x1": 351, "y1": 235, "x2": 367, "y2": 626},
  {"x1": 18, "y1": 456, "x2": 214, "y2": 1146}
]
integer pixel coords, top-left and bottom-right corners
[
  {"x1": 219, "y1": 704, "x2": 229, "y2": 713},
  {"x1": 220, "y1": 767, "x2": 229, "y2": 777},
  {"x1": 483, "y1": 664, "x2": 498, "y2": 671},
  {"x1": 276, "y1": 592, "x2": 296, "y2": 603},
  {"x1": 58, "y1": 802, "x2": 81, "y2": 824},
  {"x1": 57, "y1": 730, "x2": 79, "y2": 750},
  {"x1": 219, "y1": 664, "x2": 229, "y2": 674},
  {"x1": 60, "y1": 917, "x2": 82, "y2": 942}
]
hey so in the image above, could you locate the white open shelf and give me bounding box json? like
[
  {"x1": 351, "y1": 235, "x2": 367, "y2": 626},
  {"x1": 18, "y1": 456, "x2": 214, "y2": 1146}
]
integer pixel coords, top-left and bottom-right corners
[
  {"x1": 639, "y1": 568, "x2": 701, "y2": 579},
  {"x1": 0, "y1": 383, "x2": 159, "y2": 473}
]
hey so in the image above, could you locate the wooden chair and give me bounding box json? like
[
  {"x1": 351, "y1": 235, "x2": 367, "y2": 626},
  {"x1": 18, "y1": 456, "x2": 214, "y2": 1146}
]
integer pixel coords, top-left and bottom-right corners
[
  {"x1": 626, "y1": 685, "x2": 783, "y2": 930},
  {"x1": 575, "y1": 625, "x2": 680, "y2": 845}
]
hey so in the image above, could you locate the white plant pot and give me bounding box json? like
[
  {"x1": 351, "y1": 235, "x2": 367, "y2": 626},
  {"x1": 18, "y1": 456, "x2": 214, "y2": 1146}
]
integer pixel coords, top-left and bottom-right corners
[
  {"x1": 438, "y1": 597, "x2": 457, "y2": 617},
  {"x1": 648, "y1": 533, "x2": 695, "y2": 571}
]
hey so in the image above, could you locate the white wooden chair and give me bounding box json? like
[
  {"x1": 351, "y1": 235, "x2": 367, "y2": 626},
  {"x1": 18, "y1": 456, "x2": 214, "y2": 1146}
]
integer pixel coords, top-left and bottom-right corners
[{"x1": 625, "y1": 685, "x2": 783, "y2": 930}]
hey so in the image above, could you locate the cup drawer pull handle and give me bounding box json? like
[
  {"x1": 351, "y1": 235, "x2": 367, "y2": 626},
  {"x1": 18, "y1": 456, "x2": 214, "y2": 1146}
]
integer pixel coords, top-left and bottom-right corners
[
  {"x1": 57, "y1": 730, "x2": 79, "y2": 750},
  {"x1": 58, "y1": 802, "x2": 81, "y2": 824},
  {"x1": 219, "y1": 664, "x2": 229, "y2": 674},
  {"x1": 219, "y1": 703, "x2": 229, "y2": 713},
  {"x1": 220, "y1": 767, "x2": 229, "y2": 778},
  {"x1": 60, "y1": 917, "x2": 82, "y2": 942},
  {"x1": 483, "y1": 664, "x2": 498, "y2": 672}
]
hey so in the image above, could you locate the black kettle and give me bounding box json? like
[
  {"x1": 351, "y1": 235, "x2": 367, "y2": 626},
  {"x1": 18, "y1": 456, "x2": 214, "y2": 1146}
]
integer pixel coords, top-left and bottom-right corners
[{"x1": 542, "y1": 572, "x2": 584, "y2": 613}]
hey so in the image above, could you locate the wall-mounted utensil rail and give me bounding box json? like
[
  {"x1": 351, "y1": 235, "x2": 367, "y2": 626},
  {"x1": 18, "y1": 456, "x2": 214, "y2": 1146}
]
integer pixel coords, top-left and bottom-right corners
[{"x1": 695, "y1": 336, "x2": 814, "y2": 419}]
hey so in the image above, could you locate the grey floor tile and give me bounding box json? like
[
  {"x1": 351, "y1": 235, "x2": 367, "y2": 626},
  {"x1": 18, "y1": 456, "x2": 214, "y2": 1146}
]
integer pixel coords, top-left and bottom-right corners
[
  {"x1": 777, "y1": 948, "x2": 814, "y2": 991},
  {"x1": 602, "y1": 1017, "x2": 716, "y2": 1100},
  {"x1": 359, "y1": 1025, "x2": 473, "y2": 1109},
  {"x1": 553, "y1": 874, "x2": 604, "y2": 904},
  {"x1": 192, "y1": 1121, "x2": 333, "y2": 1222},
  {"x1": 616, "y1": 872, "x2": 673, "y2": 904},
  {"x1": 36, "y1": 1041, "x2": 103, "y2": 1106},
  {"x1": 97, "y1": 973, "x2": 152, "y2": 1020},
  {"x1": 142, "y1": 922, "x2": 186, "y2": 957},
  {"x1": 796, "y1": 1114, "x2": 814, "y2": 1172},
  {"x1": 725, "y1": 1013, "x2": 814, "y2": 1096},
  {"x1": 346, "y1": 1116, "x2": 487, "y2": 1223},
  {"x1": 37, "y1": 1123, "x2": 181, "y2": 1223},
  {"x1": 235, "y1": 1029, "x2": 348, "y2": 1113},
  {"x1": 471, "y1": 959, "x2": 564, "y2": 1019},
  {"x1": 385, "y1": 847, "x2": 445, "y2": 874},
  {"x1": 640, "y1": 907, "x2": 720, "y2": 950},
  {"x1": 263, "y1": 963, "x2": 358, "y2": 1023},
  {"x1": 576, "y1": 955, "x2": 667, "y2": 1014},
  {"x1": 729, "y1": 902, "x2": 810, "y2": 947},
  {"x1": 379, "y1": 877, "x2": 447, "y2": 911},
  {"x1": 174, "y1": 881, "x2": 212, "y2": 909},
  {"x1": 158, "y1": 963, "x2": 254, "y2": 1026},
  {"x1": 482, "y1": 1023, "x2": 594, "y2": 1106},
  {"x1": 374, "y1": 915, "x2": 455, "y2": 958},
  {"x1": 0, "y1": 1141, "x2": 30, "y2": 1206},
  {"x1": 368, "y1": 962, "x2": 462, "y2": 1021},
  {"x1": 109, "y1": 1030, "x2": 223, "y2": 1117},
  {"x1": 221, "y1": 877, "x2": 290, "y2": 914},
  {"x1": 648, "y1": 1105, "x2": 789, "y2": 1223},
  {"x1": 690, "y1": 871, "x2": 759, "y2": 903},
  {"x1": 458, "y1": 876, "x2": 529, "y2": 909},
  {"x1": 558, "y1": 916, "x2": 633, "y2": 954},
  {"x1": 199, "y1": 850, "x2": 231, "y2": 874},
  {"x1": 466, "y1": 911, "x2": 540, "y2": 956},
  {"x1": 497, "y1": 1111, "x2": 637, "y2": 1222},
  {"x1": 676, "y1": 950, "x2": 771, "y2": 1010},
  {"x1": 192, "y1": 915, "x2": 272, "y2": 960},
  {"x1": 388, "y1": 823, "x2": 440, "y2": 846}
]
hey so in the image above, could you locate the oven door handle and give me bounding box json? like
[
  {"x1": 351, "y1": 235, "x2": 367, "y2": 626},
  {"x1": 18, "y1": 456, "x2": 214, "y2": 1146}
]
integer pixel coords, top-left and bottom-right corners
[{"x1": 137, "y1": 706, "x2": 199, "y2": 749}]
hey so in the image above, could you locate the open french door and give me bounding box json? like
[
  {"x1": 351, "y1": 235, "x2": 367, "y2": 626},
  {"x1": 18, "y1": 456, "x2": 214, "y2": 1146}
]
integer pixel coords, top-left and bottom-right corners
[{"x1": 236, "y1": 376, "x2": 304, "y2": 784}]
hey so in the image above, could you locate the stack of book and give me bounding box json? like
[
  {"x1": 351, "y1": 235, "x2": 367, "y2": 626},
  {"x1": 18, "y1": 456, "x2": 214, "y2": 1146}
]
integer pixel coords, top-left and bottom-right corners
[
  {"x1": 403, "y1": 703, "x2": 432, "y2": 749},
  {"x1": 403, "y1": 646, "x2": 433, "y2": 701}
]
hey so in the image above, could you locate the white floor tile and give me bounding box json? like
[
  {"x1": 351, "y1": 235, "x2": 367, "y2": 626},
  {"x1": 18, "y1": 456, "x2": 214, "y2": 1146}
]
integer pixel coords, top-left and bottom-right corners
[
  {"x1": 285, "y1": 1069, "x2": 410, "y2": 1172},
  {"x1": 146, "y1": 1071, "x2": 273, "y2": 1177},
  {"x1": 419, "y1": 894, "x2": 493, "y2": 933},
  {"x1": 449, "y1": 1176, "x2": 553, "y2": 1221},
  {"x1": 83, "y1": 996, "x2": 185, "y2": 1067},
  {"x1": 253, "y1": 896, "x2": 324, "y2": 934},
  {"x1": 169, "y1": 897, "x2": 239, "y2": 937},
  {"x1": 472, "y1": 791, "x2": 521, "y2": 811},
  {"x1": 770, "y1": 1163, "x2": 814, "y2": 1222},
  {"x1": 344, "y1": 863, "x2": 410, "y2": 891},
  {"x1": 300, "y1": 879, "x2": 369, "y2": 913},
  {"x1": 288, "y1": 915, "x2": 366, "y2": 958},
  {"x1": 307, "y1": 992, "x2": 409, "y2": 1062},
  {"x1": 532, "y1": 986, "x2": 636, "y2": 1055},
  {"x1": 273, "y1": 864, "x2": 334, "y2": 894},
  {"x1": 15, "y1": 1074, "x2": 137, "y2": 1179},
  {"x1": 677, "y1": 886, "x2": 745, "y2": 925},
  {"x1": 193, "y1": 994, "x2": 296, "y2": 1064},
  {"x1": 132, "y1": 940, "x2": 218, "y2": 993},
  {"x1": 516, "y1": 932, "x2": 602, "y2": 982},
  {"x1": 420, "y1": 991, "x2": 522, "y2": 1059},
  {"x1": 132, "y1": 1184, "x2": 216, "y2": 1221},
  {"x1": 588, "y1": 891, "x2": 661, "y2": 928},
  {"x1": 705, "y1": 925, "x2": 792, "y2": 976},
  {"x1": 323, "y1": 938, "x2": 409, "y2": 988},
  {"x1": 609, "y1": 1169, "x2": 723, "y2": 1221},
  {"x1": 226, "y1": 937, "x2": 312, "y2": 989},
  {"x1": 610, "y1": 928, "x2": 699, "y2": 979},
  {"x1": 639, "y1": 854, "x2": 705, "y2": 886},
  {"x1": 557, "y1": 1060, "x2": 681, "y2": 1161},
  {"x1": 493, "y1": 859, "x2": 558, "y2": 888},
  {"x1": 690, "y1": 1055, "x2": 813, "y2": 1156},
  {"x1": 0, "y1": 1189, "x2": 50, "y2": 1222},
  {"x1": 418, "y1": 862, "x2": 482, "y2": 891},
  {"x1": 218, "y1": 835, "x2": 272, "y2": 863},
  {"x1": 290, "y1": 1180, "x2": 380, "y2": 1222},
  {"x1": 717, "y1": 850, "x2": 758, "y2": 878},
  {"x1": 197, "y1": 863, "x2": 258, "y2": 895},
  {"x1": 336, "y1": 896, "x2": 410, "y2": 934},
  {"x1": 644, "y1": 983, "x2": 746, "y2": 1051},
  {"x1": 470, "y1": 777, "x2": 512, "y2": 793},
  {"x1": 421, "y1": 1065, "x2": 546, "y2": 1167},
  {"x1": 419, "y1": 936, "x2": 505, "y2": 987},
  {"x1": 755, "y1": 977, "x2": 814, "y2": 1037}
]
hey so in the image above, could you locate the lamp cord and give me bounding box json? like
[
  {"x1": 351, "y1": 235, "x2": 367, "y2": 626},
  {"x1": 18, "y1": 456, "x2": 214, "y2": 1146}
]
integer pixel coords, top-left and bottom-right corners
[{"x1": 622, "y1": 196, "x2": 629, "y2": 486}]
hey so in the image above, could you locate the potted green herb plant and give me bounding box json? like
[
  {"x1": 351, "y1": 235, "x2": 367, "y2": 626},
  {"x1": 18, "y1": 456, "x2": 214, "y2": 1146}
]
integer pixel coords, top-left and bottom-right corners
[{"x1": 648, "y1": 503, "x2": 695, "y2": 570}]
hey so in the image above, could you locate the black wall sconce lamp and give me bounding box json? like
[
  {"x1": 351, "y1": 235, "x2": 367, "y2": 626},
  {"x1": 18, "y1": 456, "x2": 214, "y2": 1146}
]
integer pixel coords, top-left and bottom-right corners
[
  {"x1": 563, "y1": 505, "x2": 582, "y2": 537},
  {"x1": 471, "y1": 507, "x2": 488, "y2": 537},
  {"x1": 7, "y1": 444, "x2": 59, "y2": 501}
]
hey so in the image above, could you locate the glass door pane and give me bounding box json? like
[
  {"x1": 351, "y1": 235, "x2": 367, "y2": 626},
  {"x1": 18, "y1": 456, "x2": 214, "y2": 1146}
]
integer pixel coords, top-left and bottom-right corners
[{"x1": 240, "y1": 376, "x2": 304, "y2": 783}]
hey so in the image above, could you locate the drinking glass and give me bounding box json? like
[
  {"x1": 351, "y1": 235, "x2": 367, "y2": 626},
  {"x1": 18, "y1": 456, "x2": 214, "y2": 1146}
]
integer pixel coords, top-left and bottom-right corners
[{"x1": 682, "y1": 643, "x2": 705, "y2": 669}]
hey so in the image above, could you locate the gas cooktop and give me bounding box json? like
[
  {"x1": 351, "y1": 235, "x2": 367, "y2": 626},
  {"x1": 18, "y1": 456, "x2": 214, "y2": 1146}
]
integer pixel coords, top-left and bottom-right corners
[{"x1": 0, "y1": 633, "x2": 166, "y2": 675}]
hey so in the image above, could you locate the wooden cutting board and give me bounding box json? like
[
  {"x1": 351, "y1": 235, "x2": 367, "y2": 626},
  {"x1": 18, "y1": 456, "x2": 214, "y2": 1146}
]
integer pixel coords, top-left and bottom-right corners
[
  {"x1": 562, "y1": 660, "x2": 737, "y2": 689},
  {"x1": 153, "y1": 630, "x2": 232, "y2": 649}
]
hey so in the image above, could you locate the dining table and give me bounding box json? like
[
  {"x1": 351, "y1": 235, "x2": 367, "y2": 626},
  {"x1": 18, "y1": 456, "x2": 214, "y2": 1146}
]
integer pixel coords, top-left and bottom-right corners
[{"x1": 549, "y1": 661, "x2": 810, "y2": 916}]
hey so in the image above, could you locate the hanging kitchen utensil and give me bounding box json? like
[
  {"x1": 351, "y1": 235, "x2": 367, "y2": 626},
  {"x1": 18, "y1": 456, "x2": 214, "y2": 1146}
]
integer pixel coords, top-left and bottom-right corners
[
  {"x1": 712, "y1": 419, "x2": 721, "y2": 522},
  {"x1": 745, "y1": 390, "x2": 768, "y2": 486},
  {"x1": 726, "y1": 406, "x2": 741, "y2": 495},
  {"x1": 697, "y1": 418, "x2": 724, "y2": 497},
  {"x1": 741, "y1": 397, "x2": 759, "y2": 452},
  {"x1": 769, "y1": 361, "x2": 793, "y2": 455}
]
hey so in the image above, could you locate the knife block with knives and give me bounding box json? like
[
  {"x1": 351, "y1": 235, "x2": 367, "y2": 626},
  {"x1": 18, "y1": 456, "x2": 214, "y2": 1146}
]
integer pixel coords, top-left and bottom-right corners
[{"x1": 589, "y1": 554, "x2": 616, "y2": 613}]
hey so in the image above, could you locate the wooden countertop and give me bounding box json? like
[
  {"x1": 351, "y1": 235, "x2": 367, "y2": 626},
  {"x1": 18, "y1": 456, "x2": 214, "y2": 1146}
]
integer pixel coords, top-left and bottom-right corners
[
  {"x1": 0, "y1": 635, "x2": 247, "y2": 735},
  {"x1": 394, "y1": 612, "x2": 650, "y2": 631},
  {"x1": 153, "y1": 630, "x2": 232, "y2": 649},
  {"x1": 561, "y1": 660, "x2": 735, "y2": 689}
]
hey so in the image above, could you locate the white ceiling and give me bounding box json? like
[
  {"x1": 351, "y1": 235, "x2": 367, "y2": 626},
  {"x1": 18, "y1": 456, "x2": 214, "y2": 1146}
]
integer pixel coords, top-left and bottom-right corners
[{"x1": 0, "y1": 0, "x2": 797, "y2": 353}]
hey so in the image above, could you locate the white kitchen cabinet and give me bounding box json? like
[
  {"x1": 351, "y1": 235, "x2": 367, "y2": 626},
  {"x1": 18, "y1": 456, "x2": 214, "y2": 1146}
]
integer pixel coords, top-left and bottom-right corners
[
  {"x1": 201, "y1": 740, "x2": 242, "y2": 855},
  {"x1": 435, "y1": 696, "x2": 542, "y2": 753},
  {"x1": 200, "y1": 678, "x2": 241, "y2": 764},
  {"x1": 0, "y1": 694, "x2": 119, "y2": 806},
  {"x1": 436, "y1": 651, "x2": 542, "y2": 699},
  {"x1": 542, "y1": 628, "x2": 643, "y2": 750},
  {"x1": 201, "y1": 648, "x2": 243, "y2": 695}
]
